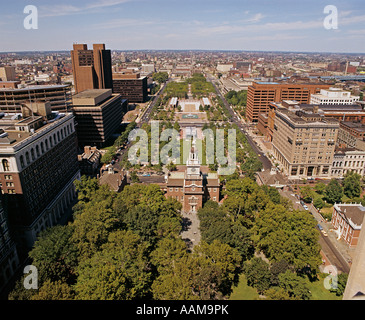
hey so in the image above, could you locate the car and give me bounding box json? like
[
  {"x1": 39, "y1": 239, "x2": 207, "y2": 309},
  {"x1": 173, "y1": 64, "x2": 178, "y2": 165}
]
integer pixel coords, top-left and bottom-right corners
[
  {"x1": 303, "y1": 205, "x2": 309, "y2": 210},
  {"x1": 317, "y1": 224, "x2": 323, "y2": 231},
  {"x1": 321, "y1": 230, "x2": 328, "y2": 237}
]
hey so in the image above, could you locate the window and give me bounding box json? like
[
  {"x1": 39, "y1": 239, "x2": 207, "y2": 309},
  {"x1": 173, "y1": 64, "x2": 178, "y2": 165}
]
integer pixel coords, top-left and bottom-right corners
[
  {"x1": 31, "y1": 148, "x2": 35, "y2": 161},
  {"x1": 35, "y1": 145, "x2": 40, "y2": 157},
  {"x1": 8, "y1": 189, "x2": 15, "y2": 194},
  {"x1": 40, "y1": 142, "x2": 44, "y2": 154},
  {"x1": 20, "y1": 156, "x2": 25, "y2": 168},
  {"x1": 2, "y1": 159, "x2": 10, "y2": 172},
  {"x1": 6, "y1": 182, "x2": 14, "y2": 187},
  {"x1": 4, "y1": 175, "x2": 12, "y2": 180},
  {"x1": 25, "y1": 152, "x2": 30, "y2": 164}
]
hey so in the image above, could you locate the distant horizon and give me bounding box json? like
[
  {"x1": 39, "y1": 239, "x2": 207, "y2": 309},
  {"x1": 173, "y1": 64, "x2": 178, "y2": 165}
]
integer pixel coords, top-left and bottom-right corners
[{"x1": 1, "y1": 49, "x2": 365, "y2": 55}]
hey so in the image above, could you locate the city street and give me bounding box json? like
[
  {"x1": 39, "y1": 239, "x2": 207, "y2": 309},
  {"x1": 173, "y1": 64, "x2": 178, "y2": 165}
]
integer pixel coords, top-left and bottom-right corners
[
  {"x1": 279, "y1": 188, "x2": 352, "y2": 274},
  {"x1": 206, "y1": 74, "x2": 272, "y2": 170}
]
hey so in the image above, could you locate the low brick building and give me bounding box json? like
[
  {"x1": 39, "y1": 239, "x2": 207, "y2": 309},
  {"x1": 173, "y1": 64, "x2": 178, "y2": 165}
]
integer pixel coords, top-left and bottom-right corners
[
  {"x1": 166, "y1": 143, "x2": 220, "y2": 213},
  {"x1": 332, "y1": 203, "x2": 365, "y2": 247}
]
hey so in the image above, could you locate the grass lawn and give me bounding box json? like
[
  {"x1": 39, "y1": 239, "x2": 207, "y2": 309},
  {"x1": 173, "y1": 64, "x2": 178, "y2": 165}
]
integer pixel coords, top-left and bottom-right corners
[
  {"x1": 307, "y1": 274, "x2": 342, "y2": 300},
  {"x1": 229, "y1": 274, "x2": 260, "y2": 300},
  {"x1": 229, "y1": 273, "x2": 342, "y2": 300}
]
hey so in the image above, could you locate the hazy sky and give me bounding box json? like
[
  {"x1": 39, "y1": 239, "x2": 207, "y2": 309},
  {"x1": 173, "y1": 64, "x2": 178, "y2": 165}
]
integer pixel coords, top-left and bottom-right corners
[{"x1": 1, "y1": 0, "x2": 365, "y2": 53}]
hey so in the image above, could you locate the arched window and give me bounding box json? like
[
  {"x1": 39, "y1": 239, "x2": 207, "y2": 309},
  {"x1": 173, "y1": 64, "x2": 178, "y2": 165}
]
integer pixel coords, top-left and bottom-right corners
[
  {"x1": 25, "y1": 152, "x2": 30, "y2": 165},
  {"x1": 40, "y1": 142, "x2": 44, "y2": 154},
  {"x1": 20, "y1": 155, "x2": 25, "y2": 168},
  {"x1": 2, "y1": 159, "x2": 10, "y2": 172},
  {"x1": 35, "y1": 145, "x2": 40, "y2": 157},
  {"x1": 30, "y1": 148, "x2": 35, "y2": 161},
  {"x1": 49, "y1": 136, "x2": 53, "y2": 147},
  {"x1": 57, "y1": 131, "x2": 60, "y2": 141},
  {"x1": 45, "y1": 139, "x2": 49, "y2": 150}
]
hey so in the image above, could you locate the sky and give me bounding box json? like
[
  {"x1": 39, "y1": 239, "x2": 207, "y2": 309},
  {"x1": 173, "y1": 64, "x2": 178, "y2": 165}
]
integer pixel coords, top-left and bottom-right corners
[{"x1": 1, "y1": 0, "x2": 365, "y2": 53}]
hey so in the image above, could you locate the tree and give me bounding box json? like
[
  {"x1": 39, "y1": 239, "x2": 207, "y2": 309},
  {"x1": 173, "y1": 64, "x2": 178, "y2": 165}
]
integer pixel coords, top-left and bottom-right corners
[
  {"x1": 313, "y1": 196, "x2": 325, "y2": 210},
  {"x1": 150, "y1": 237, "x2": 188, "y2": 275},
  {"x1": 74, "y1": 230, "x2": 152, "y2": 300},
  {"x1": 130, "y1": 171, "x2": 140, "y2": 183},
  {"x1": 343, "y1": 171, "x2": 362, "y2": 199},
  {"x1": 152, "y1": 72, "x2": 168, "y2": 84},
  {"x1": 300, "y1": 185, "x2": 315, "y2": 203},
  {"x1": 330, "y1": 273, "x2": 348, "y2": 297},
  {"x1": 325, "y1": 179, "x2": 343, "y2": 204},
  {"x1": 255, "y1": 204, "x2": 322, "y2": 271},
  {"x1": 264, "y1": 287, "x2": 291, "y2": 300},
  {"x1": 166, "y1": 161, "x2": 177, "y2": 171},
  {"x1": 314, "y1": 182, "x2": 326, "y2": 195},
  {"x1": 278, "y1": 270, "x2": 311, "y2": 300},
  {"x1": 152, "y1": 240, "x2": 241, "y2": 300},
  {"x1": 243, "y1": 257, "x2": 271, "y2": 294},
  {"x1": 29, "y1": 225, "x2": 78, "y2": 285},
  {"x1": 31, "y1": 280, "x2": 74, "y2": 300}
]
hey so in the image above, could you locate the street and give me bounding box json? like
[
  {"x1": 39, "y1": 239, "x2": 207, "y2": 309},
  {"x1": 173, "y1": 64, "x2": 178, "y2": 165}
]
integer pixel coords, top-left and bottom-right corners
[
  {"x1": 206, "y1": 75, "x2": 272, "y2": 170},
  {"x1": 279, "y1": 188, "x2": 351, "y2": 274}
]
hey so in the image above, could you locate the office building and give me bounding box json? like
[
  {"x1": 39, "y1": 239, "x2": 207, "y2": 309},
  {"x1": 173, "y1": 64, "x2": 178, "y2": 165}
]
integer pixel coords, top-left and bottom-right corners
[
  {"x1": 0, "y1": 84, "x2": 71, "y2": 112},
  {"x1": 331, "y1": 147, "x2": 365, "y2": 178},
  {"x1": 262, "y1": 101, "x2": 365, "y2": 142},
  {"x1": 310, "y1": 87, "x2": 360, "y2": 105},
  {"x1": 72, "y1": 89, "x2": 127, "y2": 148},
  {"x1": 0, "y1": 109, "x2": 80, "y2": 258},
  {"x1": 246, "y1": 82, "x2": 330, "y2": 123},
  {"x1": 337, "y1": 122, "x2": 365, "y2": 149},
  {"x1": 71, "y1": 43, "x2": 113, "y2": 94},
  {"x1": 112, "y1": 72, "x2": 148, "y2": 103},
  {"x1": 0, "y1": 67, "x2": 16, "y2": 82},
  {"x1": 0, "y1": 195, "x2": 19, "y2": 296},
  {"x1": 272, "y1": 106, "x2": 339, "y2": 179}
]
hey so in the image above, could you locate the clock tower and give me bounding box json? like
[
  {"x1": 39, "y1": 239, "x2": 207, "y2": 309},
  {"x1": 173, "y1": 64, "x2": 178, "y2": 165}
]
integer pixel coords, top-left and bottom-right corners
[{"x1": 184, "y1": 140, "x2": 204, "y2": 213}]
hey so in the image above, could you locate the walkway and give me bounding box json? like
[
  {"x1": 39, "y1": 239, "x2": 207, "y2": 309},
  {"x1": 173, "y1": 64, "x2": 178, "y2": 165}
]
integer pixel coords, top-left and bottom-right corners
[{"x1": 180, "y1": 210, "x2": 201, "y2": 251}]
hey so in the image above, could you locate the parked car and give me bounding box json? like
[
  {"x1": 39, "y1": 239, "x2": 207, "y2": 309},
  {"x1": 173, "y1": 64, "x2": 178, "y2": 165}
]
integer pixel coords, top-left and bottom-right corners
[{"x1": 303, "y1": 205, "x2": 309, "y2": 210}]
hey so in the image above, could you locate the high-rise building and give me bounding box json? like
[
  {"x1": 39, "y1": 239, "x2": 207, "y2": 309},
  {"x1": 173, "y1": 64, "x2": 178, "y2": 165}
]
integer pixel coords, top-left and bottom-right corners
[
  {"x1": 0, "y1": 67, "x2": 16, "y2": 82},
  {"x1": 71, "y1": 43, "x2": 113, "y2": 94},
  {"x1": 72, "y1": 89, "x2": 127, "y2": 148},
  {"x1": 272, "y1": 106, "x2": 339, "y2": 179},
  {"x1": 112, "y1": 72, "x2": 148, "y2": 103},
  {"x1": 0, "y1": 109, "x2": 80, "y2": 258},
  {"x1": 0, "y1": 194, "x2": 19, "y2": 296},
  {"x1": 246, "y1": 82, "x2": 330, "y2": 123}
]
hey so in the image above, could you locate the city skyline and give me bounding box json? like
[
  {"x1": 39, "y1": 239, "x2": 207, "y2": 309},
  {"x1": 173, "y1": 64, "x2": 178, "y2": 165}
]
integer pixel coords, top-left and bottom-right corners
[{"x1": 1, "y1": 0, "x2": 365, "y2": 53}]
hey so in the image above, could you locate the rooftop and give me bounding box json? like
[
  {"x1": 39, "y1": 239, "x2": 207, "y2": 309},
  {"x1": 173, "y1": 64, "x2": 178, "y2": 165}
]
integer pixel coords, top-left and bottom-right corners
[
  {"x1": 335, "y1": 204, "x2": 365, "y2": 228},
  {"x1": 72, "y1": 89, "x2": 114, "y2": 106}
]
